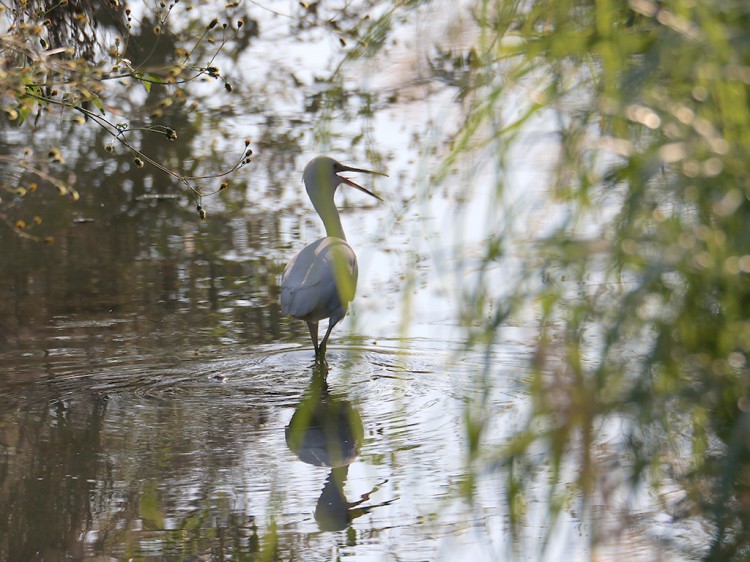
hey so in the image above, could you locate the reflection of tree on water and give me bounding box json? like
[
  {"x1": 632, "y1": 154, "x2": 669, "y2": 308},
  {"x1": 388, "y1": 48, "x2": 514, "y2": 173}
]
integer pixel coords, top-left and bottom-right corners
[
  {"x1": 285, "y1": 364, "x2": 393, "y2": 532},
  {"x1": 0, "y1": 396, "x2": 109, "y2": 560}
]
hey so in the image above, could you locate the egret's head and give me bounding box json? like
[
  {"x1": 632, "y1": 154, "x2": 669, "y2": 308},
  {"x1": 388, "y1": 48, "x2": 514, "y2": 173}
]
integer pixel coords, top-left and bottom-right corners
[{"x1": 303, "y1": 156, "x2": 386, "y2": 202}]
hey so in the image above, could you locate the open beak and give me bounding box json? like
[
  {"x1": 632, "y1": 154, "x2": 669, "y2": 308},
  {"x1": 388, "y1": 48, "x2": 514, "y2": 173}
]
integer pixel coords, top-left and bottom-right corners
[{"x1": 337, "y1": 164, "x2": 387, "y2": 202}]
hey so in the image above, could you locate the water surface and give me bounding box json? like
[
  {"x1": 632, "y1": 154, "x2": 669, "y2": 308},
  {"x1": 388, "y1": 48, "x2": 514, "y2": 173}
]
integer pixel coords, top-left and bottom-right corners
[{"x1": 0, "y1": 2, "x2": 676, "y2": 560}]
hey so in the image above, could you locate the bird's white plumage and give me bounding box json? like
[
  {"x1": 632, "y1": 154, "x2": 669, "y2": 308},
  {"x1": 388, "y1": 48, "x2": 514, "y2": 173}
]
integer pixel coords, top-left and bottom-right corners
[
  {"x1": 281, "y1": 237, "x2": 358, "y2": 324},
  {"x1": 280, "y1": 156, "x2": 385, "y2": 357}
]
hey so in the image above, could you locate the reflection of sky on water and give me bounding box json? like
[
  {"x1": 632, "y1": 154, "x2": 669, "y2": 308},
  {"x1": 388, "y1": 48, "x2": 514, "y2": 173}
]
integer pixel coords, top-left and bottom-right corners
[{"x1": 205, "y1": 1, "x2": 578, "y2": 347}]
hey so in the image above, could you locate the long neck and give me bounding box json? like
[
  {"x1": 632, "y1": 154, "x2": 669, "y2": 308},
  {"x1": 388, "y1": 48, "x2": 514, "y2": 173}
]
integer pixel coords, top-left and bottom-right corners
[{"x1": 312, "y1": 195, "x2": 346, "y2": 240}]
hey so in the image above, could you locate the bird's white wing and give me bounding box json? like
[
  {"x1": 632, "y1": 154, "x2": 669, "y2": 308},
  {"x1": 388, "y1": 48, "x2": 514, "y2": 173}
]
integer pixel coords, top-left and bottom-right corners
[{"x1": 281, "y1": 237, "x2": 358, "y2": 322}]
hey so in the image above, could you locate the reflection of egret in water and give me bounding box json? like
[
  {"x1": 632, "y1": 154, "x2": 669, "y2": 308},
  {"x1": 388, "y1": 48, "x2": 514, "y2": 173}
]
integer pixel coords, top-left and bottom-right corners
[{"x1": 285, "y1": 364, "x2": 393, "y2": 532}]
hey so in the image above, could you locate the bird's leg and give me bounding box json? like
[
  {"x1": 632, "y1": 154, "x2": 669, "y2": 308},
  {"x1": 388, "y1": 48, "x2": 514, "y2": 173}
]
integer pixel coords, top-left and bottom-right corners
[
  {"x1": 306, "y1": 321, "x2": 319, "y2": 355},
  {"x1": 318, "y1": 319, "x2": 340, "y2": 357}
]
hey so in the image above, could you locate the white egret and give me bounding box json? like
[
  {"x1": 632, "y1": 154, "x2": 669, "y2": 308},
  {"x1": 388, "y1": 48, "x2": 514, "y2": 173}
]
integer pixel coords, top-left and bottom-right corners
[{"x1": 281, "y1": 156, "x2": 386, "y2": 358}]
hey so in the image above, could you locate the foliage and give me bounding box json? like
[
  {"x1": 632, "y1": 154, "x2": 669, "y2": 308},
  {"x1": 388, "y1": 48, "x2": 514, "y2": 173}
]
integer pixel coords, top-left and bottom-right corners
[
  {"x1": 0, "y1": 0, "x2": 253, "y2": 239},
  {"x1": 446, "y1": 0, "x2": 750, "y2": 558}
]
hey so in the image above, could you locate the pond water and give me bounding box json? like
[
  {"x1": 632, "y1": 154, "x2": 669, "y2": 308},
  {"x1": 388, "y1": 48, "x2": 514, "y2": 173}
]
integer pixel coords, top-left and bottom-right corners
[
  {"x1": 0, "y1": 200, "x2": 539, "y2": 561},
  {"x1": 0, "y1": 2, "x2": 682, "y2": 561}
]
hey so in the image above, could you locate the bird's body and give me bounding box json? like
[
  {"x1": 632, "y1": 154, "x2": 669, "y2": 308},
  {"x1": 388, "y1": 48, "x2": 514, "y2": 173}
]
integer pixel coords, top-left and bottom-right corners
[
  {"x1": 281, "y1": 156, "x2": 385, "y2": 358},
  {"x1": 281, "y1": 237, "x2": 357, "y2": 325}
]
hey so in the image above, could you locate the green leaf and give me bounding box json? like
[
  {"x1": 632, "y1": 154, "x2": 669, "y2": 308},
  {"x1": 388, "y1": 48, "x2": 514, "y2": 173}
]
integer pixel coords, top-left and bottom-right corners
[
  {"x1": 131, "y1": 70, "x2": 151, "y2": 93},
  {"x1": 16, "y1": 103, "x2": 31, "y2": 126},
  {"x1": 145, "y1": 73, "x2": 166, "y2": 85},
  {"x1": 90, "y1": 96, "x2": 105, "y2": 115}
]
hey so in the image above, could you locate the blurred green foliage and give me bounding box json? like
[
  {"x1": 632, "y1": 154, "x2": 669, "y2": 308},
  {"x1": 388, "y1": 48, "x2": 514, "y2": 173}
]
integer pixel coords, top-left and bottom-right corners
[{"x1": 448, "y1": 0, "x2": 750, "y2": 558}]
